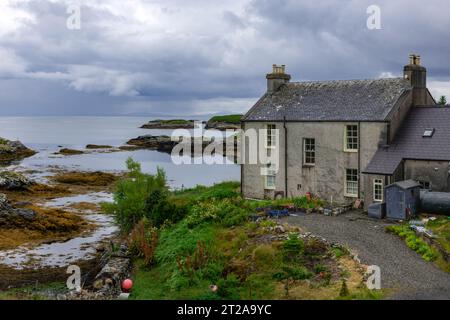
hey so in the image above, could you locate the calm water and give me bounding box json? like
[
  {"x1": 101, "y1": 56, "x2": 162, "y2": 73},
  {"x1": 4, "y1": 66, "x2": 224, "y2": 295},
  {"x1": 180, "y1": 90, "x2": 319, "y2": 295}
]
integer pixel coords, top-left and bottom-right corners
[{"x1": 0, "y1": 116, "x2": 240, "y2": 188}]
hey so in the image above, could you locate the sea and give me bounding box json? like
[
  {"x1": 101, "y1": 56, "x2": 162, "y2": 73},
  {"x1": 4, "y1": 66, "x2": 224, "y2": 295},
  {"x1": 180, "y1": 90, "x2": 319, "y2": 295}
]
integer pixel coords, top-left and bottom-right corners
[{"x1": 0, "y1": 116, "x2": 240, "y2": 188}]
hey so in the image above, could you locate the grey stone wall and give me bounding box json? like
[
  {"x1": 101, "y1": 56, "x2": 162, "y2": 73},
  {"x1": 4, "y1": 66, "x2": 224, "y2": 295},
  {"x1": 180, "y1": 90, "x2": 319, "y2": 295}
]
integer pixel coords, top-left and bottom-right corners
[
  {"x1": 404, "y1": 160, "x2": 450, "y2": 192},
  {"x1": 242, "y1": 121, "x2": 387, "y2": 204}
]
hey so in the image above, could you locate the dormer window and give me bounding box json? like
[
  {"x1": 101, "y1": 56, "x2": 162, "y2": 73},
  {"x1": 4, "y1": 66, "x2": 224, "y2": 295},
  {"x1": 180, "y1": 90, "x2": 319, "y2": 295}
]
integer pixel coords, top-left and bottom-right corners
[{"x1": 423, "y1": 128, "x2": 435, "y2": 138}]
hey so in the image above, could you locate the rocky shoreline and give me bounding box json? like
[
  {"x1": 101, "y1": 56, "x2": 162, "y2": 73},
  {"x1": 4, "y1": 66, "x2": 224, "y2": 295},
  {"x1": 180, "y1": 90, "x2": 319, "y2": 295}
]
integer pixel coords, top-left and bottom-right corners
[{"x1": 0, "y1": 138, "x2": 36, "y2": 163}]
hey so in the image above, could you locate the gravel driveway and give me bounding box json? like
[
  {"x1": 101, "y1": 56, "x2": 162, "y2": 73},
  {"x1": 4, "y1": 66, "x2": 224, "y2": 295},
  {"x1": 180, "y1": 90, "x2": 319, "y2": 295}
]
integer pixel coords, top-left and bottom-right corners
[{"x1": 283, "y1": 211, "x2": 450, "y2": 300}]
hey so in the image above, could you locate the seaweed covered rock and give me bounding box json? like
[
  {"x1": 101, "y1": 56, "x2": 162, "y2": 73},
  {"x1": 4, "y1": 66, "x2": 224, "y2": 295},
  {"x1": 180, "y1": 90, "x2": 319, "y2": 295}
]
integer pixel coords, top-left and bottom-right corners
[
  {"x1": 0, "y1": 193, "x2": 37, "y2": 224},
  {"x1": 0, "y1": 137, "x2": 36, "y2": 163},
  {"x1": 0, "y1": 171, "x2": 34, "y2": 190}
]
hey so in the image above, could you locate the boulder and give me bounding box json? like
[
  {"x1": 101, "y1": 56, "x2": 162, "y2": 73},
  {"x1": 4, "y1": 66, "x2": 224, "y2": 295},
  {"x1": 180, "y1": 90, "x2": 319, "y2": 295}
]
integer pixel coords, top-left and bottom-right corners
[
  {"x1": 0, "y1": 193, "x2": 37, "y2": 224},
  {"x1": 0, "y1": 138, "x2": 36, "y2": 162},
  {"x1": 0, "y1": 171, "x2": 34, "y2": 190}
]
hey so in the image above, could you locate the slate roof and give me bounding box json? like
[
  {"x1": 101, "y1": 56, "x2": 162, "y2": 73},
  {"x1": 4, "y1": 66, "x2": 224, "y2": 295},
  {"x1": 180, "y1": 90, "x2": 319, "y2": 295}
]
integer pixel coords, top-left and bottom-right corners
[
  {"x1": 364, "y1": 107, "x2": 450, "y2": 175},
  {"x1": 243, "y1": 78, "x2": 412, "y2": 122}
]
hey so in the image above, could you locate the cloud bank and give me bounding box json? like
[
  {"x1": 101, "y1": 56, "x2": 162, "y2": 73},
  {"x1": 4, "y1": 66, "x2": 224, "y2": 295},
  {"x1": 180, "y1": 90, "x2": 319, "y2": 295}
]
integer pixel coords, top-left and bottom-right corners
[{"x1": 0, "y1": 0, "x2": 449, "y2": 116}]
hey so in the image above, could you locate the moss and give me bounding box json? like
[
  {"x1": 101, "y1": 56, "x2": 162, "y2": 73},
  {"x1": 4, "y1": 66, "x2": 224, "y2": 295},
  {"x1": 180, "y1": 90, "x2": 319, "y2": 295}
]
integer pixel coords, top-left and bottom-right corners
[{"x1": 52, "y1": 171, "x2": 117, "y2": 186}]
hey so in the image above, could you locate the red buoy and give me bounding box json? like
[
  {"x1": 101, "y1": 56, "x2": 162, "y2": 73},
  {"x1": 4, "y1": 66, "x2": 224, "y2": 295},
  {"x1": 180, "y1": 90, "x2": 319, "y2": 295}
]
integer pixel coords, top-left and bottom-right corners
[{"x1": 122, "y1": 279, "x2": 133, "y2": 292}]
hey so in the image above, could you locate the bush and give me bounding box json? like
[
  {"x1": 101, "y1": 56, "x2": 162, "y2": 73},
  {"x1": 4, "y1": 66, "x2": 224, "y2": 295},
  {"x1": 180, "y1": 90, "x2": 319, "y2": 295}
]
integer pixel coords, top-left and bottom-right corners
[
  {"x1": 144, "y1": 189, "x2": 187, "y2": 227},
  {"x1": 185, "y1": 202, "x2": 221, "y2": 228},
  {"x1": 293, "y1": 196, "x2": 325, "y2": 209},
  {"x1": 217, "y1": 274, "x2": 241, "y2": 299},
  {"x1": 282, "y1": 233, "x2": 304, "y2": 262},
  {"x1": 104, "y1": 158, "x2": 167, "y2": 232}
]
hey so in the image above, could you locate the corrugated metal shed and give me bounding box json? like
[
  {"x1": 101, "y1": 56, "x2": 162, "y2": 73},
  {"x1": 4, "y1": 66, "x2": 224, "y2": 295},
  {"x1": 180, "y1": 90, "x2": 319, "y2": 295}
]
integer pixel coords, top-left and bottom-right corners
[{"x1": 385, "y1": 180, "x2": 421, "y2": 220}]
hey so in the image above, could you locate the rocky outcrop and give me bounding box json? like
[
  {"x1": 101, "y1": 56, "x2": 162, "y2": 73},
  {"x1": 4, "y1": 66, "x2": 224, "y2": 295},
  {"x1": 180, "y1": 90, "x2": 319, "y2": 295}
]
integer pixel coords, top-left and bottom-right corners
[
  {"x1": 126, "y1": 134, "x2": 238, "y2": 156},
  {"x1": 0, "y1": 138, "x2": 36, "y2": 163},
  {"x1": 86, "y1": 144, "x2": 113, "y2": 149},
  {"x1": 0, "y1": 193, "x2": 37, "y2": 225},
  {"x1": 56, "y1": 148, "x2": 84, "y2": 155},
  {"x1": 126, "y1": 135, "x2": 178, "y2": 152},
  {"x1": 205, "y1": 121, "x2": 241, "y2": 131},
  {"x1": 140, "y1": 120, "x2": 197, "y2": 129},
  {"x1": 0, "y1": 171, "x2": 34, "y2": 190}
]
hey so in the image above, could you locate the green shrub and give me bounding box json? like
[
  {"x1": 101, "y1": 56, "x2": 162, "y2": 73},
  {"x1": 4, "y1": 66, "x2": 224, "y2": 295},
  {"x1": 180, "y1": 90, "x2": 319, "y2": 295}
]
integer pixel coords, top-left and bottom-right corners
[
  {"x1": 282, "y1": 233, "x2": 304, "y2": 262},
  {"x1": 186, "y1": 202, "x2": 220, "y2": 228},
  {"x1": 293, "y1": 196, "x2": 325, "y2": 209},
  {"x1": 217, "y1": 274, "x2": 241, "y2": 299},
  {"x1": 150, "y1": 196, "x2": 188, "y2": 227},
  {"x1": 105, "y1": 157, "x2": 168, "y2": 232}
]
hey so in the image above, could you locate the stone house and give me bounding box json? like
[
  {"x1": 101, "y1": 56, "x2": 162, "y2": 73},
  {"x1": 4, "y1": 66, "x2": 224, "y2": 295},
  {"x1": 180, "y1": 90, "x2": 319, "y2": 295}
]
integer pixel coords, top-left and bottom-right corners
[{"x1": 241, "y1": 55, "x2": 450, "y2": 208}]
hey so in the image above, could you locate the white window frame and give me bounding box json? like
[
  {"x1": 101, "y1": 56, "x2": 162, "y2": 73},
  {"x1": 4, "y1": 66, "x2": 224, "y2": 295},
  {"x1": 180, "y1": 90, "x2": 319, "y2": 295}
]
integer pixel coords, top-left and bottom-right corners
[
  {"x1": 303, "y1": 138, "x2": 315, "y2": 166},
  {"x1": 265, "y1": 124, "x2": 276, "y2": 149},
  {"x1": 345, "y1": 168, "x2": 358, "y2": 197},
  {"x1": 265, "y1": 163, "x2": 276, "y2": 189},
  {"x1": 344, "y1": 124, "x2": 358, "y2": 152},
  {"x1": 373, "y1": 179, "x2": 383, "y2": 202}
]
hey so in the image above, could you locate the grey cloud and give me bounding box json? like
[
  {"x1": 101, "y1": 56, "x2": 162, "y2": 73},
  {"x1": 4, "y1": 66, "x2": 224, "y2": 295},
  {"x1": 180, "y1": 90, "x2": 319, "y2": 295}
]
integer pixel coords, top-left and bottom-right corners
[{"x1": 0, "y1": 0, "x2": 449, "y2": 117}]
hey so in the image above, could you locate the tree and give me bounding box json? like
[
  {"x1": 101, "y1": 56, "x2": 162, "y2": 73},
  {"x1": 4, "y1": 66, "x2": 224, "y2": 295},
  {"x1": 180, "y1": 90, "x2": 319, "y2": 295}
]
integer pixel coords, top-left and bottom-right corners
[{"x1": 438, "y1": 96, "x2": 447, "y2": 106}]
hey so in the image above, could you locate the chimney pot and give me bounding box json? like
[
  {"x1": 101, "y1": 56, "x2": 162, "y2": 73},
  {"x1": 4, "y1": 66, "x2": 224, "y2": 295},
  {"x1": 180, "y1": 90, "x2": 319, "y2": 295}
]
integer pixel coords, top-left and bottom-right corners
[
  {"x1": 404, "y1": 54, "x2": 427, "y2": 105},
  {"x1": 266, "y1": 64, "x2": 291, "y2": 93}
]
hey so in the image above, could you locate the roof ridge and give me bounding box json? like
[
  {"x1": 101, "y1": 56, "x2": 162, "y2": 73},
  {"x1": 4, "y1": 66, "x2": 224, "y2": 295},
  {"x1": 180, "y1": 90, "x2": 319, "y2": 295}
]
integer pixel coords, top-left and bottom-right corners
[{"x1": 289, "y1": 77, "x2": 406, "y2": 85}]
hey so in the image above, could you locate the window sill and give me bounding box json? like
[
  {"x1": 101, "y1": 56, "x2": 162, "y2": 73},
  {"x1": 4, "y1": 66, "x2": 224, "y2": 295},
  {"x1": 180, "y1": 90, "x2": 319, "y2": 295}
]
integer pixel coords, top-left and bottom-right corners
[
  {"x1": 264, "y1": 187, "x2": 276, "y2": 191},
  {"x1": 343, "y1": 149, "x2": 358, "y2": 153},
  {"x1": 344, "y1": 194, "x2": 358, "y2": 198},
  {"x1": 302, "y1": 164, "x2": 315, "y2": 168}
]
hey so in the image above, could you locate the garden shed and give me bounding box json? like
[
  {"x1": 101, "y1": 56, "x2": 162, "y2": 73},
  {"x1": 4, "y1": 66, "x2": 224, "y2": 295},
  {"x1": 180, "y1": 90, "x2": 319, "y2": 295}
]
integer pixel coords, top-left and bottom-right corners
[{"x1": 385, "y1": 180, "x2": 421, "y2": 220}]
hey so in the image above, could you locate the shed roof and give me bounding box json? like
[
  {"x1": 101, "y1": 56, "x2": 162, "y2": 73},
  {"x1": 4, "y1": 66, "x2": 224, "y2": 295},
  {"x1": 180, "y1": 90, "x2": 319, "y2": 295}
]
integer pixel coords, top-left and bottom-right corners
[
  {"x1": 364, "y1": 107, "x2": 450, "y2": 175},
  {"x1": 386, "y1": 180, "x2": 421, "y2": 190},
  {"x1": 243, "y1": 78, "x2": 412, "y2": 122}
]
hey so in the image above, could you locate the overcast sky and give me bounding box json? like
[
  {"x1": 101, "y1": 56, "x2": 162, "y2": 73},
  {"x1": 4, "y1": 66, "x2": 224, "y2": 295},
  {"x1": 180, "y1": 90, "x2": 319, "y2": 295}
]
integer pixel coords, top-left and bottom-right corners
[{"x1": 0, "y1": 0, "x2": 449, "y2": 116}]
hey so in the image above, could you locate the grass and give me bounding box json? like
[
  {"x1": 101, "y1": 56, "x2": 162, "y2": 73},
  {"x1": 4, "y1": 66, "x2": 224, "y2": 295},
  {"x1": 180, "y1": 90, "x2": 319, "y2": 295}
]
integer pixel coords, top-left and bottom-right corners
[
  {"x1": 124, "y1": 180, "x2": 380, "y2": 300},
  {"x1": 208, "y1": 114, "x2": 243, "y2": 124},
  {"x1": 426, "y1": 217, "x2": 450, "y2": 252},
  {"x1": 0, "y1": 282, "x2": 66, "y2": 300}
]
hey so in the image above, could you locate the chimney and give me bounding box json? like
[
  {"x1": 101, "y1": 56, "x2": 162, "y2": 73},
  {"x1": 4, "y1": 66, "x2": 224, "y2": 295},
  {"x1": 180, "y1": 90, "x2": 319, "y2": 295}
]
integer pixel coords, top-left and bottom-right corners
[
  {"x1": 404, "y1": 54, "x2": 427, "y2": 106},
  {"x1": 266, "y1": 64, "x2": 291, "y2": 93}
]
